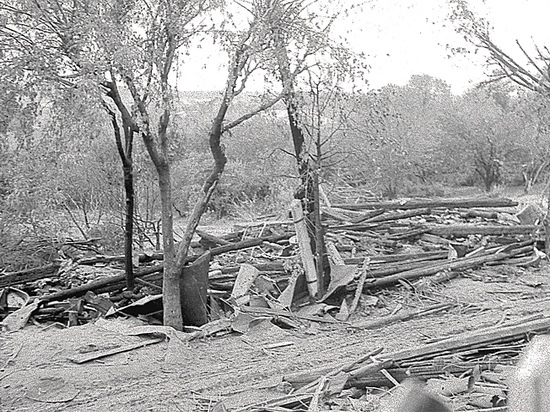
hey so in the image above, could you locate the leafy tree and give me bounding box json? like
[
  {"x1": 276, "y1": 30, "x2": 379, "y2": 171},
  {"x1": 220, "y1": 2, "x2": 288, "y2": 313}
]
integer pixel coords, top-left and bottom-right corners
[
  {"x1": 344, "y1": 76, "x2": 453, "y2": 197},
  {"x1": 439, "y1": 87, "x2": 524, "y2": 191},
  {"x1": 449, "y1": 0, "x2": 550, "y2": 251},
  {"x1": 0, "y1": 0, "x2": 147, "y2": 288},
  {"x1": 1, "y1": 0, "x2": 371, "y2": 325},
  {"x1": 513, "y1": 92, "x2": 550, "y2": 193}
]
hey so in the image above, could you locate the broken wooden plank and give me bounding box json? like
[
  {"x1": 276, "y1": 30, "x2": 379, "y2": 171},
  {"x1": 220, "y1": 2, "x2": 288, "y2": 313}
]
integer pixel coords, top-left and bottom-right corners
[
  {"x1": 230, "y1": 264, "x2": 260, "y2": 306},
  {"x1": 332, "y1": 198, "x2": 518, "y2": 211},
  {"x1": 291, "y1": 199, "x2": 318, "y2": 298},
  {"x1": 326, "y1": 241, "x2": 345, "y2": 266},
  {"x1": 347, "y1": 258, "x2": 370, "y2": 319},
  {"x1": 70, "y1": 338, "x2": 164, "y2": 364},
  {"x1": 0, "y1": 264, "x2": 60, "y2": 288},
  {"x1": 350, "y1": 209, "x2": 385, "y2": 224},
  {"x1": 384, "y1": 315, "x2": 550, "y2": 363}
]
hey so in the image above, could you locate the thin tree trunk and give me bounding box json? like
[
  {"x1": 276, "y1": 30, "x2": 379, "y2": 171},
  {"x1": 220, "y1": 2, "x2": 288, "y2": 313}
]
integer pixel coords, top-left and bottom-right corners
[
  {"x1": 122, "y1": 162, "x2": 135, "y2": 289},
  {"x1": 545, "y1": 181, "x2": 550, "y2": 257},
  {"x1": 272, "y1": 21, "x2": 314, "y2": 212},
  {"x1": 105, "y1": 103, "x2": 135, "y2": 290},
  {"x1": 157, "y1": 164, "x2": 183, "y2": 329},
  {"x1": 313, "y1": 170, "x2": 324, "y2": 297}
]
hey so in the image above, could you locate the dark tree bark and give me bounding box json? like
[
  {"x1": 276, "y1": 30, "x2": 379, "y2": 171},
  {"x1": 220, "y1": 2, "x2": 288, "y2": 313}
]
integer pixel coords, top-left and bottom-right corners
[
  {"x1": 104, "y1": 80, "x2": 137, "y2": 290},
  {"x1": 271, "y1": 6, "x2": 324, "y2": 298}
]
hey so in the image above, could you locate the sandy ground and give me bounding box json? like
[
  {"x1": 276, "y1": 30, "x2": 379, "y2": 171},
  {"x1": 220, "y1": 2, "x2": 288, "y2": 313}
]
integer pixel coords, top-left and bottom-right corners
[{"x1": 1, "y1": 260, "x2": 549, "y2": 411}]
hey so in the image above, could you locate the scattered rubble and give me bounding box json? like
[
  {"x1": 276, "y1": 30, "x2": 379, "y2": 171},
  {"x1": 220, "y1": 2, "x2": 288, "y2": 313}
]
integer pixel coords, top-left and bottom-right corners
[{"x1": 1, "y1": 195, "x2": 548, "y2": 410}]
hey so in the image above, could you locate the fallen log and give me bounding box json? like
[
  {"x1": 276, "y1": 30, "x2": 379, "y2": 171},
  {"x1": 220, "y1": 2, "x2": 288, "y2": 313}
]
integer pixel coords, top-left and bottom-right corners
[
  {"x1": 362, "y1": 244, "x2": 533, "y2": 290},
  {"x1": 458, "y1": 209, "x2": 499, "y2": 220},
  {"x1": 239, "y1": 306, "x2": 340, "y2": 324},
  {"x1": 329, "y1": 222, "x2": 389, "y2": 232},
  {"x1": 362, "y1": 208, "x2": 431, "y2": 223},
  {"x1": 0, "y1": 264, "x2": 60, "y2": 288},
  {"x1": 350, "y1": 209, "x2": 385, "y2": 223},
  {"x1": 40, "y1": 233, "x2": 294, "y2": 301},
  {"x1": 78, "y1": 233, "x2": 293, "y2": 266},
  {"x1": 427, "y1": 224, "x2": 540, "y2": 237},
  {"x1": 206, "y1": 232, "x2": 293, "y2": 256},
  {"x1": 196, "y1": 230, "x2": 231, "y2": 246},
  {"x1": 218, "y1": 262, "x2": 285, "y2": 274},
  {"x1": 332, "y1": 197, "x2": 518, "y2": 211},
  {"x1": 321, "y1": 208, "x2": 353, "y2": 222},
  {"x1": 40, "y1": 272, "x2": 128, "y2": 302},
  {"x1": 294, "y1": 347, "x2": 387, "y2": 394},
  {"x1": 387, "y1": 226, "x2": 431, "y2": 240},
  {"x1": 78, "y1": 252, "x2": 164, "y2": 266},
  {"x1": 345, "y1": 251, "x2": 448, "y2": 265}
]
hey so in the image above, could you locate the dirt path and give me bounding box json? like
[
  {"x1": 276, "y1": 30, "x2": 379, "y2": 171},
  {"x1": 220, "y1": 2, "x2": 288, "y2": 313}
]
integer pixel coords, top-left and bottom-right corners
[{"x1": 1, "y1": 264, "x2": 549, "y2": 411}]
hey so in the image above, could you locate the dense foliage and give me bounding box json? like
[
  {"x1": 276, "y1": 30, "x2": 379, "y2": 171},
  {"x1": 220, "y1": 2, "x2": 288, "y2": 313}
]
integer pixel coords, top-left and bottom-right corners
[
  {"x1": 3, "y1": 76, "x2": 550, "y2": 240},
  {"x1": 2, "y1": 0, "x2": 550, "y2": 267}
]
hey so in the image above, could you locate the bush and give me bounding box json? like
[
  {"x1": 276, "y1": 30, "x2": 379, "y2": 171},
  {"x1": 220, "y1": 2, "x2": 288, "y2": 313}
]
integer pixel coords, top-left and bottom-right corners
[{"x1": 209, "y1": 170, "x2": 275, "y2": 218}]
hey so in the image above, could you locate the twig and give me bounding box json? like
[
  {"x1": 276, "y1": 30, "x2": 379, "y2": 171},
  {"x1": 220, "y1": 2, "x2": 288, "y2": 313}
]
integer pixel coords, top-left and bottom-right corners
[
  {"x1": 25, "y1": 390, "x2": 80, "y2": 404},
  {"x1": 70, "y1": 338, "x2": 164, "y2": 364},
  {"x1": 350, "y1": 304, "x2": 451, "y2": 330},
  {"x1": 0, "y1": 343, "x2": 23, "y2": 372},
  {"x1": 308, "y1": 376, "x2": 328, "y2": 412}
]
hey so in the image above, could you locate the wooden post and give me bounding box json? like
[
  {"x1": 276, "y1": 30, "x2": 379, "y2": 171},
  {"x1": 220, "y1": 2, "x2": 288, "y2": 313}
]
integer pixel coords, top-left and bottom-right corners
[
  {"x1": 291, "y1": 199, "x2": 318, "y2": 298},
  {"x1": 312, "y1": 172, "x2": 325, "y2": 297}
]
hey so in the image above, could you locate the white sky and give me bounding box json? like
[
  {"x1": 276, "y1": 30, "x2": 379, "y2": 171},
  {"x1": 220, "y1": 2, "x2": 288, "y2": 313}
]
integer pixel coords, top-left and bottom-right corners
[{"x1": 176, "y1": 0, "x2": 550, "y2": 95}]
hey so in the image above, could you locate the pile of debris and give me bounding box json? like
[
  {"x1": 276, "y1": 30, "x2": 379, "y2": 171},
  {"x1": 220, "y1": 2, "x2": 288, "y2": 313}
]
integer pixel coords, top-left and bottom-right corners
[
  {"x1": 1, "y1": 195, "x2": 548, "y2": 410},
  {"x1": 0, "y1": 196, "x2": 544, "y2": 329},
  {"x1": 232, "y1": 315, "x2": 550, "y2": 411}
]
